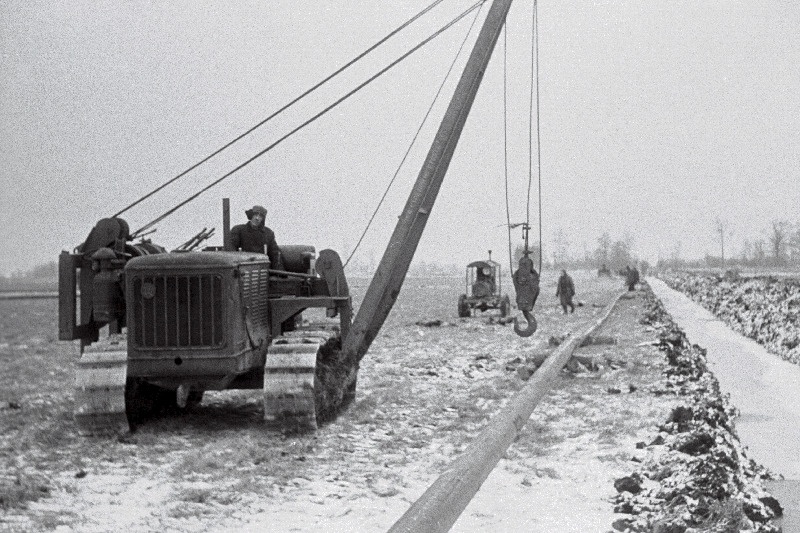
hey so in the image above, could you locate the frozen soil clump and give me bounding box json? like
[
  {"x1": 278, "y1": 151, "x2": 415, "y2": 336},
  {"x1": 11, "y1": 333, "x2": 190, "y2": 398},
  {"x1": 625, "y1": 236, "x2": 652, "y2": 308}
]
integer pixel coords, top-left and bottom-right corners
[
  {"x1": 611, "y1": 290, "x2": 781, "y2": 533},
  {"x1": 660, "y1": 271, "x2": 800, "y2": 365}
]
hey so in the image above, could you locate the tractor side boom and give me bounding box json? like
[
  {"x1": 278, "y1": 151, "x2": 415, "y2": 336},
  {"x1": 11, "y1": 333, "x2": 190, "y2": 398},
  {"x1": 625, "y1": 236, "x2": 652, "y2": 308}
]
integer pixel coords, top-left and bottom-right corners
[{"x1": 341, "y1": 0, "x2": 516, "y2": 363}]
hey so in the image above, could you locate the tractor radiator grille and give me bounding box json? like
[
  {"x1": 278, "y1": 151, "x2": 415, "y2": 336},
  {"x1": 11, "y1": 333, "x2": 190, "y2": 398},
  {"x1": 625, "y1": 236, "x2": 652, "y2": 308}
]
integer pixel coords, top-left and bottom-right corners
[
  {"x1": 240, "y1": 266, "x2": 270, "y2": 328},
  {"x1": 132, "y1": 274, "x2": 224, "y2": 348}
]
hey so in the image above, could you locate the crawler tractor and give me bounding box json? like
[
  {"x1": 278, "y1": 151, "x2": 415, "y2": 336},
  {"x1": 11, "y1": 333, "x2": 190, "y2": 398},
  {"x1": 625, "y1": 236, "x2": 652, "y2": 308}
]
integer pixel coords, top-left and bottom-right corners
[{"x1": 60, "y1": 216, "x2": 353, "y2": 434}]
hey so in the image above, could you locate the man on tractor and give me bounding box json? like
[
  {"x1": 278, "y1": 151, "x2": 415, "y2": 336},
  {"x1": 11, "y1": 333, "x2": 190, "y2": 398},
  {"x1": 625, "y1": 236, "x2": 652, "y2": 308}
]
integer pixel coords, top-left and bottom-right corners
[{"x1": 231, "y1": 204, "x2": 283, "y2": 269}]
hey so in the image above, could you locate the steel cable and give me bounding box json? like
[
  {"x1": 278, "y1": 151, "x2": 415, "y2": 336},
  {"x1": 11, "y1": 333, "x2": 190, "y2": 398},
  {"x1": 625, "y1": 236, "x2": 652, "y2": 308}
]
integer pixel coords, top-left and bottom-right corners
[
  {"x1": 343, "y1": 2, "x2": 486, "y2": 268},
  {"x1": 534, "y1": 0, "x2": 543, "y2": 273},
  {"x1": 132, "y1": 0, "x2": 487, "y2": 238},
  {"x1": 114, "y1": 0, "x2": 449, "y2": 220},
  {"x1": 524, "y1": 0, "x2": 543, "y2": 271},
  {"x1": 503, "y1": 25, "x2": 513, "y2": 278}
]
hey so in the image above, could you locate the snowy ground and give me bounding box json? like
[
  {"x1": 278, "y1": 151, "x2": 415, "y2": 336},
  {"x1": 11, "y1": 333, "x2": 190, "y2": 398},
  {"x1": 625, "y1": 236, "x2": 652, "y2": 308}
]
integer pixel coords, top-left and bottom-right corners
[
  {"x1": 0, "y1": 271, "x2": 754, "y2": 532},
  {"x1": 650, "y1": 277, "x2": 800, "y2": 480}
]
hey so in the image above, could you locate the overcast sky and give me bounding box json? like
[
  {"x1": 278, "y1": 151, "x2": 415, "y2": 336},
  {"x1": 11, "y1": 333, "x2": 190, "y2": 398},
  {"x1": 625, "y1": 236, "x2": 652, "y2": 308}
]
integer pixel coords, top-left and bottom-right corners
[{"x1": 1, "y1": 0, "x2": 799, "y2": 276}]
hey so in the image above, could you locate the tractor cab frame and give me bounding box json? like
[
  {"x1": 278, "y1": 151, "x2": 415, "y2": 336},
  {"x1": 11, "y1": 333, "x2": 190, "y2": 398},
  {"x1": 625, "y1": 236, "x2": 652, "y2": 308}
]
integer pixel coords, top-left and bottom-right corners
[{"x1": 458, "y1": 259, "x2": 511, "y2": 318}]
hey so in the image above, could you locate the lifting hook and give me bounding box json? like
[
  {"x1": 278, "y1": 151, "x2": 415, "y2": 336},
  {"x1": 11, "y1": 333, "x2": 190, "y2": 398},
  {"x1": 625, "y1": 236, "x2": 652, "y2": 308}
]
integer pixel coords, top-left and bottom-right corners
[
  {"x1": 511, "y1": 249, "x2": 540, "y2": 338},
  {"x1": 513, "y1": 309, "x2": 537, "y2": 337}
]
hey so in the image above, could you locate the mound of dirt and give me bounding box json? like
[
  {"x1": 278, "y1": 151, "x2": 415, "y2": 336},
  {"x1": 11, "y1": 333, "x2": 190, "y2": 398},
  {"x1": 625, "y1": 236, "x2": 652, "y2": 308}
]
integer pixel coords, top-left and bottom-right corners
[
  {"x1": 314, "y1": 336, "x2": 357, "y2": 424},
  {"x1": 611, "y1": 291, "x2": 781, "y2": 532},
  {"x1": 660, "y1": 271, "x2": 800, "y2": 365}
]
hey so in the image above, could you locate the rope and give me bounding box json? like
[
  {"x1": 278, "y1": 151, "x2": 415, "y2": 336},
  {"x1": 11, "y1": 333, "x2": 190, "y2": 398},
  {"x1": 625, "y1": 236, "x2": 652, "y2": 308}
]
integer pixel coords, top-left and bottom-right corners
[
  {"x1": 131, "y1": 1, "x2": 487, "y2": 238},
  {"x1": 113, "y1": 0, "x2": 449, "y2": 219},
  {"x1": 343, "y1": 2, "x2": 486, "y2": 268}
]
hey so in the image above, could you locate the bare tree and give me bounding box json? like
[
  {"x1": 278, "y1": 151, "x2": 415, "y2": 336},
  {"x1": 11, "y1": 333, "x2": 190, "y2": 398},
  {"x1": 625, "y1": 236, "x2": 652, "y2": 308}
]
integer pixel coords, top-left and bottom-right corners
[
  {"x1": 789, "y1": 224, "x2": 800, "y2": 266},
  {"x1": 595, "y1": 232, "x2": 611, "y2": 267},
  {"x1": 581, "y1": 241, "x2": 593, "y2": 265},
  {"x1": 740, "y1": 240, "x2": 753, "y2": 265},
  {"x1": 551, "y1": 228, "x2": 570, "y2": 268},
  {"x1": 753, "y1": 239, "x2": 766, "y2": 266},
  {"x1": 623, "y1": 232, "x2": 635, "y2": 255},
  {"x1": 714, "y1": 217, "x2": 733, "y2": 269},
  {"x1": 768, "y1": 220, "x2": 791, "y2": 267},
  {"x1": 609, "y1": 239, "x2": 632, "y2": 272},
  {"x1": 671, "y1": 241, "x2": 683, "y2": 263}
]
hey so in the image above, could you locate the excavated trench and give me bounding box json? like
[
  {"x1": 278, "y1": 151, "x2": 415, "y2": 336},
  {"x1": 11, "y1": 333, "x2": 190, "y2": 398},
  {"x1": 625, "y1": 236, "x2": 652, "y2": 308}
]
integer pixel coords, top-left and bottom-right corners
[{"x1": 611, "y1": 288, "x2": 781, "y2": 532}]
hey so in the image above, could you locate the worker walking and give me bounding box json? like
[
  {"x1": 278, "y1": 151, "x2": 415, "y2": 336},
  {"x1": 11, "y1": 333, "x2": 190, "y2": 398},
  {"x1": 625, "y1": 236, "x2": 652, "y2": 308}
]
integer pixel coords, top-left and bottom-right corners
[
  {"x1": 556, "y1": 269, "x2": 576, "y2": 314},
  {"x1": 625, "y1": 265, "x2": 640, "y2": 291}
]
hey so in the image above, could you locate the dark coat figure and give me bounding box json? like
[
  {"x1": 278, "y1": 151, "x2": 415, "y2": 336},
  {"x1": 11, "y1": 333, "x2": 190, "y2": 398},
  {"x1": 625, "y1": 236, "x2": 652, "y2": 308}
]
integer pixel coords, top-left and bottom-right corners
[
  {"x1": 231, "y1": 205, "x2": 283, "y2": 269},
  {"x1": 625, "y1": 265, "x2": 640, "y2": 291},
  {"x1": 556, "y1": 270, "x2": 576, "y2": 314}
]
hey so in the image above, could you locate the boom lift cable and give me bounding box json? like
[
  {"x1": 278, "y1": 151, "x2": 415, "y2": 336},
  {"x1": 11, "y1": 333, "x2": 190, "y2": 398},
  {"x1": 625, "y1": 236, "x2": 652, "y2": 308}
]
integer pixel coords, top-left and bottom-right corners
[
  {"x1": 533, "y1": 0, "x2": 543, "y2": 274},
  {"x1": 343, "y1": 2, "x2": 487, "y2": 268},
  {"x1": 131, "y1": 0, "x2": 488, "y2": 239},
  {"x1": 525, "y1": 2, "x2": 535, "y2": 254},
  {"x1": 502, "y1": 0, "x2": 542, "y2": 338},
  {"x1": 113, "y1": 0, "x2": 450, "y2": 220},
  {"x1": 502, "y1": 2, "x2": 539, "y2": 265},
  {"x1": 501, "y1": 19, "x2": 516, "y2": 271},
  {"x1": 503, "y1": 25, "x2": 514, "y2": 276},
  {"x1": 505, "y1": 0, "x2": 541, "y2": 271}
]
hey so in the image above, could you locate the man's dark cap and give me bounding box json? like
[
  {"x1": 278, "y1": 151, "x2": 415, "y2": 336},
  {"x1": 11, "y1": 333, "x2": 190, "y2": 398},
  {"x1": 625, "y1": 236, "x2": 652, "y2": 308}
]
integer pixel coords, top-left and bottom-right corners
[{"x1": 245, "y1": 205, "x2": 268, "y2": 219}]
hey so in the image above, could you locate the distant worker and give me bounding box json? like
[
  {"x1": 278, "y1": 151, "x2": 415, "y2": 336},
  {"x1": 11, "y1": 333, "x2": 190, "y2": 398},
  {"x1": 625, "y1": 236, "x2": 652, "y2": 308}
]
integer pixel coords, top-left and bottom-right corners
[
  {"x1": 231, "y1": 205, "x2": 283, "y2": 269},
  {"x1": 625, "y1": 265, "x2": 640, "y2": 291},
  {"x1": 556, "y1": 269, "x2": 576, "y2": 314},
  {"x1": 598, "y1": 263, "x2": 611, "y2": 277}
]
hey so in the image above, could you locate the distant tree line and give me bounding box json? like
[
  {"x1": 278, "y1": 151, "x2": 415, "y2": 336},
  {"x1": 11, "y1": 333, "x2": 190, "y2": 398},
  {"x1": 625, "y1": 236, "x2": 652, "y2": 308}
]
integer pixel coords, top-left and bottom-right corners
[
  {"x1": 0, "y1": 261, "x2": 59, "y2": 291},
  {"x1": 22, "y1": 218, "x2": 800, "y2": 284},
  {"x1": 511, "y1": 230, "x2": 643, "y2": 274},
  {"x1": 659, "y1": 218, "x2": 800, "y2": 271},
  {"x1": 3, "y1": 262, "x2": 58, "y2": 279}
]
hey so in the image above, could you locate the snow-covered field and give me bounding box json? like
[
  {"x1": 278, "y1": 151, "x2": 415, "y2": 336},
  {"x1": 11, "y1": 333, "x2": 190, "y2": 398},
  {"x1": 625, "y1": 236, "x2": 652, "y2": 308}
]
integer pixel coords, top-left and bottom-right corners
[{"x1": 0, "y1": 271, "x2": 781, "y2": 532}]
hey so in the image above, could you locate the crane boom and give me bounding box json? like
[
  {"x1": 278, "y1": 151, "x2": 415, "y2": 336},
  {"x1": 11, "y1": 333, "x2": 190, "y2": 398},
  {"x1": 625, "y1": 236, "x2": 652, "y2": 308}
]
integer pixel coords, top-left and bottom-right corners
[{"x1": 341, "y1": 0, "x2": 516, "y2": 363}]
